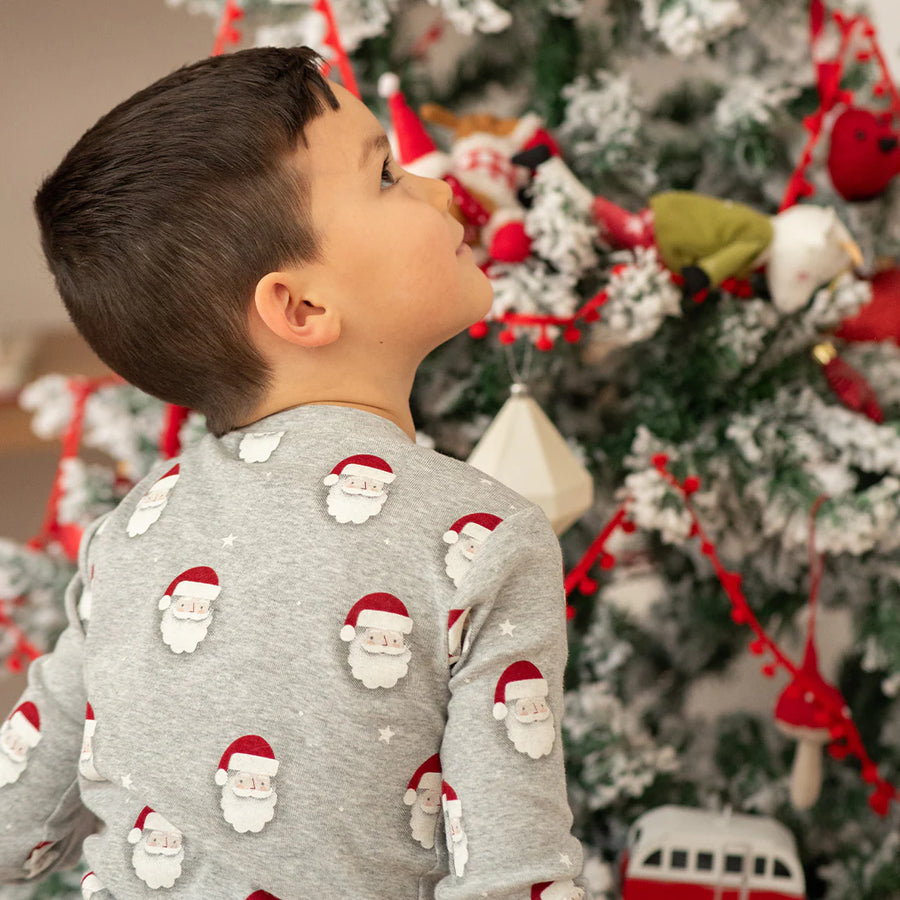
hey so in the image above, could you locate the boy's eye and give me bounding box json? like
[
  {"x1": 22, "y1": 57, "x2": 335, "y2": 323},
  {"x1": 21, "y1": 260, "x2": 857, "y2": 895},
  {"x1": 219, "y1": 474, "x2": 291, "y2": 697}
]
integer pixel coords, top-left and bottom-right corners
[{"x1": 381, "y1": 155, "x2": 401, "y2": 190}]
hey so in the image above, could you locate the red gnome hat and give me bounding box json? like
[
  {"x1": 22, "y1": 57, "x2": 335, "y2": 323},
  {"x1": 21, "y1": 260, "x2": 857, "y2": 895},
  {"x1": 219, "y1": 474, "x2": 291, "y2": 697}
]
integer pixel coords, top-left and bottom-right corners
[
  {"x1": 404, "y1": 753, "x2": 442, "y2": 805},
  {"x1": 341, "y1": 593, "x2": 412, "y2": 642},
  {"x1": 377, "y1": 73, "x2": 452, "y2": 179},
  {"x1": 493, "y1": 660, "x2": 548, "y2": 720}
]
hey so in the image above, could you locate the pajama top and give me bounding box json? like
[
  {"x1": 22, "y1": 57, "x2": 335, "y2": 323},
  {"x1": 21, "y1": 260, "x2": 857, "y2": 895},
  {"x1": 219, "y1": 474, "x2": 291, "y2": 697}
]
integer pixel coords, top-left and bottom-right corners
[{"x1": 0, "y1": 402, "x2": 587, "y2": 900}]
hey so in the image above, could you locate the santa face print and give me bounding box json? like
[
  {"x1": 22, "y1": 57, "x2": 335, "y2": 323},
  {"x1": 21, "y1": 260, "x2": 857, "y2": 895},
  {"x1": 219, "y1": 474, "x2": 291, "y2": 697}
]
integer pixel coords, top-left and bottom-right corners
[
  {"x1": 441, "y1": 784, "x2": 468, "y2": 877},
  {"x1": 443, "y1": 513, "x2": 503, "y2": 588},
  {"x1": 323, "y1": 454, "x2": 395, "y2": 524},
  {"x1": 447, "y1": 608, "x2": 473, "y2": 666},
  {"x1": 131, "y1": 828, "x2": 184, "y2": 889},
  {"x1": 159, "y1": 566, "x2": 220, "y2": 654},
  {"x1": 78, "y1": 565, "x2": 93, "y2": 622},
  {"x1": 127, "y1": 466, "x2": 179, "y2": 537},
  {"x1": 79, "y1": 714, "x2": 104, "y2": 782},
  {"x1": 220, "y1": 770, "x2": 278, "y2": 833},
  {"x1": 341, "y1": 593, "x2": 413, "y2": 689},
  {"x1": 0, "y1": 715, "x2": 39, "y2": 787}
]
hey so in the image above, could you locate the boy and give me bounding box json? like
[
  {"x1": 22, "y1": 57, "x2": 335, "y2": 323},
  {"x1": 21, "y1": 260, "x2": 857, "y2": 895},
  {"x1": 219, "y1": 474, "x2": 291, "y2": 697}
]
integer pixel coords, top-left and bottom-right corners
[{"x1": 0, "y1": 47, "x2": 588, "y2": 899}]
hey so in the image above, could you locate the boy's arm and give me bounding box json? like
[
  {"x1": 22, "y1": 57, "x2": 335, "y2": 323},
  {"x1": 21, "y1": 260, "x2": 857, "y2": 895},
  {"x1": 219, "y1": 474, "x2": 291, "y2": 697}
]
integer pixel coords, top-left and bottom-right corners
[
  {"x1": 437, "y1": 504, "x2": 590, "y2": 900},
  {"x1": 0, "y1": 514, "x2": 107, "y2": 884}
]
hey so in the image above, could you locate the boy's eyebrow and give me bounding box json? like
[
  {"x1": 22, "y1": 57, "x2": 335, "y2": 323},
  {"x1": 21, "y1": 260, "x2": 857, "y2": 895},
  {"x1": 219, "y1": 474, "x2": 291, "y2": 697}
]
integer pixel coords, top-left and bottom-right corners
[{"x1": 359, "y1": 132, "x2": 392, "y2": 170}]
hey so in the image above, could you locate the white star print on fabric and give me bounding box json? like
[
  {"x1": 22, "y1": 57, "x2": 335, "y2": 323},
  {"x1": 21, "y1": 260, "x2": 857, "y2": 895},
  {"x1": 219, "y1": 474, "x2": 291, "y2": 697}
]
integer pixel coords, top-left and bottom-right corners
[
  {"x1": 559, "y1": 852, "x2": 572, "y2": 866},
  {"x1": 221, "y1": 534, "x2": 236, "y2": 547},
  {"x1": 499, "y1": 620, "x2": 517, "y2": 636},
  {"x1": 121, "y1": 774, "x2": 133, "y2": 790},
  {"x1": 378, "y1": 727, "x2": 395, "y2": 743}
]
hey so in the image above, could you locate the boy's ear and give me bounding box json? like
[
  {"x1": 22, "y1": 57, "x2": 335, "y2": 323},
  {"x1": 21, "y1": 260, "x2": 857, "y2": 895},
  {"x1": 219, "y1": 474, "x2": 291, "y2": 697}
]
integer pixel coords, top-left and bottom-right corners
[{"x1": 252, "y1": 270, "x2": 340, "y2": 348}]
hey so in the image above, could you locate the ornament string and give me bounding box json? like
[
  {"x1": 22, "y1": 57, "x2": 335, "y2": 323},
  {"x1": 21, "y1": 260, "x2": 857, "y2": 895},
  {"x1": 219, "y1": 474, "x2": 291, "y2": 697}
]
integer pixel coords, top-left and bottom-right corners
[{"x1": 566, "y1": 458, "x2": 898, "y2": 815}]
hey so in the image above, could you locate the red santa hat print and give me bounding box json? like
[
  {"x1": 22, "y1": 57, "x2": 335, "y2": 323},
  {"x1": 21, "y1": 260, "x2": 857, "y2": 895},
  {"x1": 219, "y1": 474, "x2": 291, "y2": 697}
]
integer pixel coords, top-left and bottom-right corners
[
  {"x1": 81, "y1": 871, "x2": 103, "y2": 896},
  {"x1": 341, "y1": 593, "x2": 412, "y2": 642},
  {"x1": 443, "y1": 512, "x2": 503, "y2": 545},
  {"x1": 8, "y1": 701, "x2": 41, "y2": 748},
  {"x1": 323, "y1": 454, "x2": 396, "y2": 487},
  {"x1": 245, "y1": 892, "x2": 280, "y2": 900},
  {"x1": 377, "y1": 73, "x2": 452, "y2": 179},
  {"x1": 152, "y1": 464, "x2": 180, "y2": 492},
  {"x1": 128, "y1": 806, "x2": 177, "y2": 844},
  {"x1": 441, "y1": 781, "x2": 461, "y2": 817},
  {"x1": 493, "y1": 660, "x2": 548, "y2": 720},
  {"x1": 84, "y1": 702, "x2": 96, "y2": 738},
  {"x1": 215, "y1": 735, "x2": 279, "y2": 786},
  {"x1": 158, "y1": 566, "x2": 221, "y2": 611},
  {"x1": 404, "y1": 753, "x2": 442, "y2": 805}
]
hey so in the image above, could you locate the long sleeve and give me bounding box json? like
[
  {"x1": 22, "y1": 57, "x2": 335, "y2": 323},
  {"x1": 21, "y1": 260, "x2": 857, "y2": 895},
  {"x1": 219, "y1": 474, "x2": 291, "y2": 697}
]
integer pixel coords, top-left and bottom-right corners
[
  {"x1": 0, "y1": 514, "x2": 107, "y2": 884},
  {"x1": 436, "y1": 504, "x2": 589, "y2": 900}
]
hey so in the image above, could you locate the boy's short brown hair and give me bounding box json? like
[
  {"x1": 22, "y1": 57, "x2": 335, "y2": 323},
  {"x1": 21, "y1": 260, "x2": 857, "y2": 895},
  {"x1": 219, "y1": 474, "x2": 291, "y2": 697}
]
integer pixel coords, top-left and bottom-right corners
[{"x1": 33, "y1": 46, "x2": 339, "y2": 437}]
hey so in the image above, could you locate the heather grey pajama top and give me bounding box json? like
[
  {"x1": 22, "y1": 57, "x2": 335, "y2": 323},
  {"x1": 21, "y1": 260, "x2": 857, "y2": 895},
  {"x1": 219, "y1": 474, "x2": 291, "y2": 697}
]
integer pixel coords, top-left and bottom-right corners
[{"x1": 0, "y1": 403, "x2": 587, "y2": 900}]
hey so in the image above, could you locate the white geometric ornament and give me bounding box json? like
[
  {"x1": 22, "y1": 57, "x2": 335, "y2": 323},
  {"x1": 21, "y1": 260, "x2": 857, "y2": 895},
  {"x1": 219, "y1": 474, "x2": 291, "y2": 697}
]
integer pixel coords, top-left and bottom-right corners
[{"x1": 466, "y1": 383, "x2": 594, "y2": 534}]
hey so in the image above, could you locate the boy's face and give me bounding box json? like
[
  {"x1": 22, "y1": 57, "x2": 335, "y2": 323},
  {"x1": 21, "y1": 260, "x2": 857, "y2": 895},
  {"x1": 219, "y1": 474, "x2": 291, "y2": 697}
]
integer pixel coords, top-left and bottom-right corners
[{"x1": 296, "y1": 81, "x2": 494, "y2": 360}]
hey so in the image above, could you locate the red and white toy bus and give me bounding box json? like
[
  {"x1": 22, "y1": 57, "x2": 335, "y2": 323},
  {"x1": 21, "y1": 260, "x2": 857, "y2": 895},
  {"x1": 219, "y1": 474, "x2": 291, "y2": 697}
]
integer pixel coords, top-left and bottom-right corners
[{"x1": 619, "y1": 805, "x2": 805, "y2": 900}]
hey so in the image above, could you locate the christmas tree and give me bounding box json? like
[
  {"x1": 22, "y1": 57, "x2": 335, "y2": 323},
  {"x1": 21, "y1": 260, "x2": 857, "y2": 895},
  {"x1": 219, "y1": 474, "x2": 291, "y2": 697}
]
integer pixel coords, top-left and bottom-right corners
[{"x1": 4, "y1": 0, "x2": 900, "y2": 897}]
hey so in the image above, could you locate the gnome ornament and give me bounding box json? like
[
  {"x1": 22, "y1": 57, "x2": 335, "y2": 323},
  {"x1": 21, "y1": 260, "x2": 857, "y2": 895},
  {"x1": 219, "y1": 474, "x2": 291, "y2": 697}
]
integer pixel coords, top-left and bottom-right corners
[
  {"x1": 443, "y1": 513, "x2": 504, "y2": 587},
  {"x1": 215, "y1": 734, "x2": 280, "y2": 833},
  {"x1": 592, "y1": 191, "x2": 862, "y2": 311},
  {"x1": 419, "y1": 101, "x2": 552, "y2": 263},
  {"x1": 323, "y1": 454, "x2": 396, "y2": 524},
  {"x1": 404, "y1": 753, "x2": 443, "y2": 848},
  {"x1": 493, "y1": 660, "x2": 556, "y2": 759},
  {"x1": 0, "y1": 701, "x2": 41, "y2": 787},
  {"x1": 127, "y1": 464, "x2": 180, "y2": 537},
  {"x1": 467, "y1": 383, "x2": 593, "y2": 534},
  {"x1": 127, "y1": 806, "x2": 185, "y2": 889},
  {"x1": 158, "y1": 566, "x2": 221, "y2": 654},
  {"x1": 340, "y1": 593, "x2": 413, "y2": 688}
]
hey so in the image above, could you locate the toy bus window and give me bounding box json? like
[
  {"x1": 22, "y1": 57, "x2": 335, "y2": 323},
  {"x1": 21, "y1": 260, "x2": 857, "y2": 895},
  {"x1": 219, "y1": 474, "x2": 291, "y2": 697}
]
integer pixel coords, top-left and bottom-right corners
[
  {"x1": 754, "y1": 856, "x2": 766, "y2": 876},
  {"x1": 696, "y1": 852, "x2": 714, "y2": 871},
  {"x1": 724, "y1": 854, "x2": 745, "y2": 874},
  {"x1": 773, "y1": 859, "x2": 792, "y2": 878},
  {"x1": 642, "y1": 850, "x2": 662, "y2": 867},
  {"x1": 670, "y1": 849, "x2": 688, "y2": 869}
]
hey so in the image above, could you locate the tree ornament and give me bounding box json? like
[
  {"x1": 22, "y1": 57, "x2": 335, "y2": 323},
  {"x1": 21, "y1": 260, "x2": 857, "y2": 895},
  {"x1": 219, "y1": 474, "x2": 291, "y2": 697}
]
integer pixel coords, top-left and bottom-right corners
[
  {"x1": 834, "y1": 266, "x2": 900, "y2": 345},
  {"x1": 812, "y1": 341, "x2": 884, "y2": 423},
  {"x1": 827, "y1": 107, "x2": 900, "y2": 202},
  {"x1": 466, "y1": 383, "x2": 594, "y2": 534}
]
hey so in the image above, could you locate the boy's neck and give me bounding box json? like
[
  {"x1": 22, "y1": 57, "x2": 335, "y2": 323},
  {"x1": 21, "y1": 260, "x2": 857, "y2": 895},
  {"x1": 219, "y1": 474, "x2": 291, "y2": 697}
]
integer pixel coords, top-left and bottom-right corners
[{"x1": 237, "y1": 392, "x2": 417, "y2": 442}]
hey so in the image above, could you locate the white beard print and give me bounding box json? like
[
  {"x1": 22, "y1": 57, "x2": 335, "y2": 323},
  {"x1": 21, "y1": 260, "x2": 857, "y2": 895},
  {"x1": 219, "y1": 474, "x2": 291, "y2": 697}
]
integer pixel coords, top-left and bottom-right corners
[
  {"x1": 326, "y1": 483, "x2": 389, "y2": 524},
  {"x1": 444, "y1": 543, "x2": 475, "y2": 587},
  {"x1": 126, "y1": 497, "x2": 169, "y2": 537},
  {"x1": 504, "y1": 709, "x2": 556, "y2": 759},
  {"x1": 538, "y1": 881, "x2": 585, "y2": 900},
  {"x1": 160, "y1": 606, "x2": 213, "y2": 654},
  {"x1": 79, "y1": 737, "x2": 104, "y2": 782},
  {"x1": 444, "y1": 817, "x2": 468, "y2": 876},
  {"x1": 132, "y1": 840, "x2": 184, "y2": 889},
  {"x1": 220, "y1": 773, "x2": 278, "y2": 833},
  {"x1": 0, "y1": 750, "x2": 27, "y2": 787},
  {"x1": 409, "y1": 793, "x2": 440, "y2": 849},
  {"x1": 347, "y1": 635, "x2": 411, "y2": 689}
]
